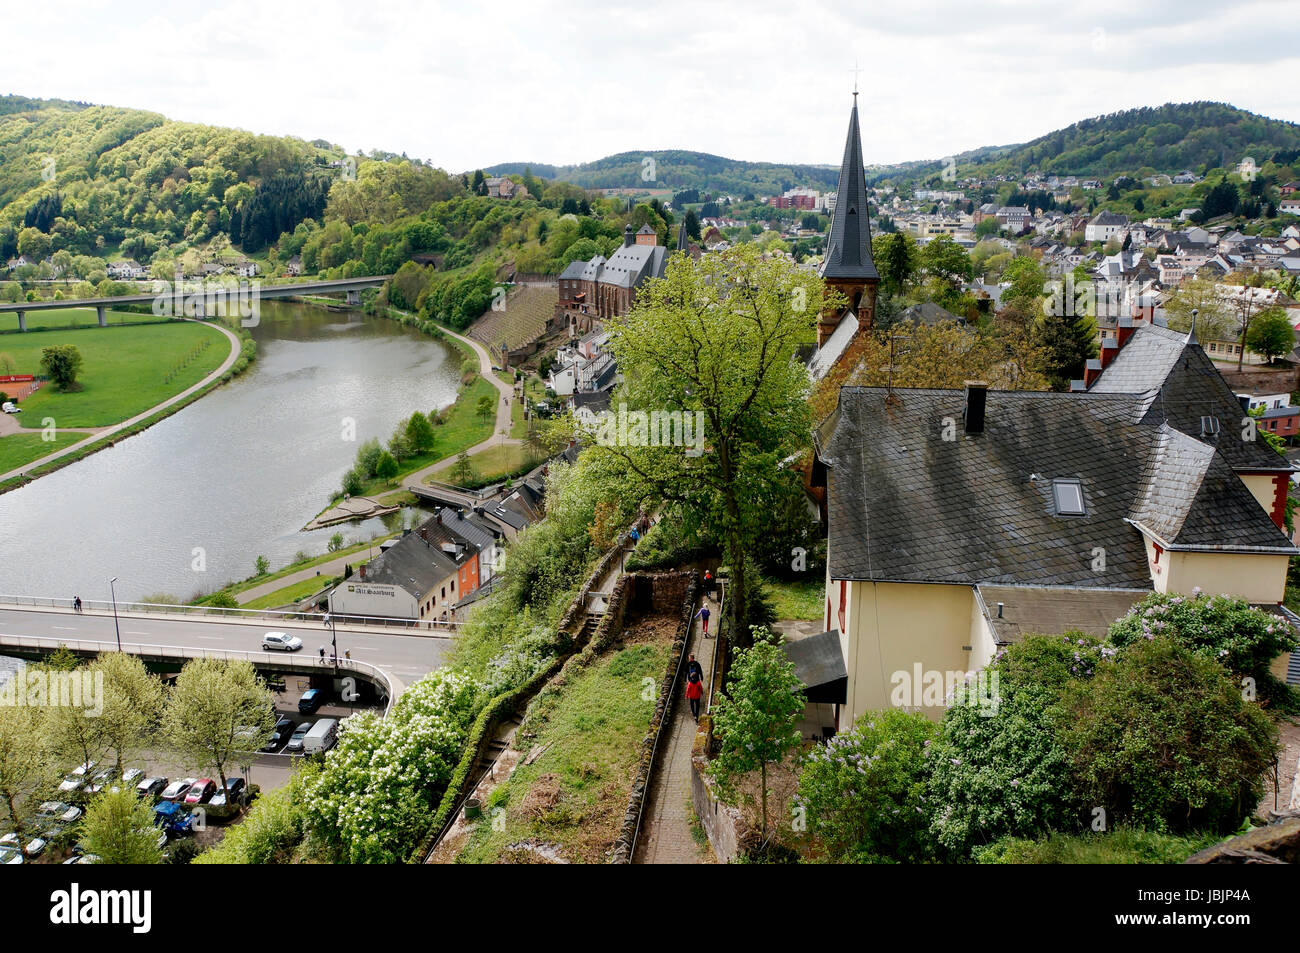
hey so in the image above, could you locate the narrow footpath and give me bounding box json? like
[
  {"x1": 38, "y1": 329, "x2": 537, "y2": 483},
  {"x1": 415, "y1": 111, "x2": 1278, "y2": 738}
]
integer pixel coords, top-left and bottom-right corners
[{"x1": 633, "y1": 588, "x2": 718, "y2": 864}]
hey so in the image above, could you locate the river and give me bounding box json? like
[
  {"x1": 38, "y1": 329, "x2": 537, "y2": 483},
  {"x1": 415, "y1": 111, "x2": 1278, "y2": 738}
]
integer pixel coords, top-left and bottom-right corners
[{"x1": 0, "y1": 301, "x2": 460, "y2": 602}]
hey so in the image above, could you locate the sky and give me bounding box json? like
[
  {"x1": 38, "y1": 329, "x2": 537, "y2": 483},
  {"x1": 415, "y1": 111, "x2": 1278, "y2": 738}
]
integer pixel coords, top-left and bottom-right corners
[{"x1": 4, "y1": 0, "x2": 1299, "y2": 173}]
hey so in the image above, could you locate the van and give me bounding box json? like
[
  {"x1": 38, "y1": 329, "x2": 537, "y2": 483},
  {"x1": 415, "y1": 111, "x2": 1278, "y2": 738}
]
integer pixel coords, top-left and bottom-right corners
[{"x1": 302, "y1": 718, "x2": 338, "y2": 756}]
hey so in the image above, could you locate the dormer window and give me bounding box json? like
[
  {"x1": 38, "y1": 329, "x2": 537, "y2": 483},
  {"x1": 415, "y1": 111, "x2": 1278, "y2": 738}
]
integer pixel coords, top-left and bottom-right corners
[
  {"x1": 1051, "y1": 478, "x2": 1086, "y2": 516},
  {"x1": 1200, "y1": 415, "x2": 1220, "y2": 437}
]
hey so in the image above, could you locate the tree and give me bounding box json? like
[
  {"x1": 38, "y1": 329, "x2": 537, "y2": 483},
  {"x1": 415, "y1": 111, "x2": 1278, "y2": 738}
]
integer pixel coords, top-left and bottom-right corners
[
  {"x1": 593, "y1": 245, "x2": 823, "y2": 643},
  {"x1": 1163, "y1": 275, "x2": 1233, "y2": 341},
  {"x1": 920, "y1": 233, "x2": 972, "y2": 288},
  {"x1": 476, "y1": 395, "x2": 494, "y2": 422},
  {"x1": 39, "y1": 344, "x2": 83, "y2": 391},
  {"x1": 79, "y1": 787, "x2": 163, "y2": 865},
  {"x1": 710, "y1": 628, "x2": 804, "y2": 843},
  {"x1": 327, "y1": 532, "x2": 345, "y2": 553},
  {"x1": 872, "y1": 232, "x2": 919, "y2": 297},
  {"x1": 341, "y1": 465, "x2": 365, "y2": 497},
  {"x1": 1033, "y1": 309, "x2": 1097, "y2": 390},
  {"x1": 163, "y1": 658, "x2": 275, "y2": 802},
  {"x1": 0, "y1": 704, "x2": 54, "y2": 839},
  {"x1": 94, "y1": 652, "x2": 164, "y2": 778},
  {"x1": 374, "y1": 450, "x2": 399, "y2": 483},
  {"x1": 1001, "y1": 255, "x2": 1046, "y2": 317},
  {"x1": 254, "y1": 555, "x2": 270, "y2": 576},
  {"x1": 450, "y1": 450, "x2": 475, "y2": 486},
  {"x1": 795, "y1": 709, "x2": 938, "y2": 862},
  {"x1": 1244, "y1": 307, "x2": 1293, "y2": 363},
  {"x1": 0, "y1": 352, "x2": 15, "y2": 375}
]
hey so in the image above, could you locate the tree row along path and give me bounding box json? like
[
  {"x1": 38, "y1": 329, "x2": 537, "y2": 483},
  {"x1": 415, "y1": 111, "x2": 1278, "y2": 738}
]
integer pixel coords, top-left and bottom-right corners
[
  {"x1": 0, "y1": 318, "x2": 242, "y2": 485},
  {"x1": 633, "y1": 586, "x2": 718, "y2": 864},
  {"x1": 401, "y1": 319, "x2": 521, "y2": 493}
]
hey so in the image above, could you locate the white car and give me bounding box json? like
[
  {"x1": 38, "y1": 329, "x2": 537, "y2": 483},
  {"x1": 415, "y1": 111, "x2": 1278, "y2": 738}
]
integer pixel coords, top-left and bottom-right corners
[
  {"x1": 37, "y1": 802, "x2": 83, "y2": 824},
  {"x1": 262, "y1": 631, "x2": 303, "y2": 652},
  {"x1": 0, "y1": 845, "x2": 22, "y2": 864}
]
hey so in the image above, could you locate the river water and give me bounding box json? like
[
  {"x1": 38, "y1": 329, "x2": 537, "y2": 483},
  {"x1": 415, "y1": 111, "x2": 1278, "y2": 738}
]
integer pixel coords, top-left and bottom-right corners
[{"x1": 0, "y1": 301, "x2": 460, "y2": 602}]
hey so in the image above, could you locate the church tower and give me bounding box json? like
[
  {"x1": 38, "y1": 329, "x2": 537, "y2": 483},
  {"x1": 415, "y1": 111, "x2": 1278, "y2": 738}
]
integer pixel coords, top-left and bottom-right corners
[{"x1": 818, "y1": 94, "x2": 879, "y2": 346}]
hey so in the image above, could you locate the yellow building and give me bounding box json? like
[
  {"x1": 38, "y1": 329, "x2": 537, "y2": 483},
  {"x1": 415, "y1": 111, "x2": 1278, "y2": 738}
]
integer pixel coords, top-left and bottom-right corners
[{"x1": 814, "y1": 323, "x2": 1298, "y2": 729}]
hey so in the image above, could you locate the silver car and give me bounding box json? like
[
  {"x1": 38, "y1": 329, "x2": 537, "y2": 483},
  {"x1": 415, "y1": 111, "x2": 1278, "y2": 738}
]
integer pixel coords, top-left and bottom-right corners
[{"x1": 262, "y1": 631, "x2": 303, "y2": 652}]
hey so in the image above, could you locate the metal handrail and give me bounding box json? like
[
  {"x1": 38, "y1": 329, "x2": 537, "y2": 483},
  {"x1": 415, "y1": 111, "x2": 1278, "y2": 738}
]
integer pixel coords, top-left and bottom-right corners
[
  {"x1": 0, "y1": 632, "x2": 400, "y2": 716},
  {"x1": 0, "y1": 595, "x2": 462, "y2": 632}
]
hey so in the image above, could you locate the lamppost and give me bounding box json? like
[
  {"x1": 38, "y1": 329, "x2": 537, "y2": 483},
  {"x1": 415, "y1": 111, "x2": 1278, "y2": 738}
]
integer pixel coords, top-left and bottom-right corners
[
  {"x1": 323, "y1": 612, "x2": 338, "y2": 671},
  {"x1": 109, "y1": 577, "x2": 122, "y2": 651}
]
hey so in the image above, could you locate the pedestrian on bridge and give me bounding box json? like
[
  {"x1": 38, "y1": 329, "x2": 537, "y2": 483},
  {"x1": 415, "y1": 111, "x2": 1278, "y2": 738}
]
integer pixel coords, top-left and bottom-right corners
[
  {"x1": 73, "y1": 595, "x2": 82, "y2": 613},
  {"x1": 694, "y1": 603, "x2": 711, "y2": 635},
  {"x1": 319, "y1": 645, "x2": 326, "y2": 661},
  {"x1": 685, "y1": 671, "x2": 704, "y2": 721}
]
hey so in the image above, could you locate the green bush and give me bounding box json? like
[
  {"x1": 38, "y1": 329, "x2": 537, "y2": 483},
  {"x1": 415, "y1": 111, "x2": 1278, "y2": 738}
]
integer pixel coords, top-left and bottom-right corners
[
  {"x1": 795, "y1": 709, "x2": 938, "y2": 862},
  {"x1": 1108, "y1": 592, "x2": 1298, "y2": 706},
  {"x1": 974, "y1": 826, "x2": 1221, "y2": 865},
  {"x1": 1058, "y1": 636, "x2": 1278, "y2": 834},
  {"x1": 926, "y1": 634, "x2": 1103, "y2": 858}
]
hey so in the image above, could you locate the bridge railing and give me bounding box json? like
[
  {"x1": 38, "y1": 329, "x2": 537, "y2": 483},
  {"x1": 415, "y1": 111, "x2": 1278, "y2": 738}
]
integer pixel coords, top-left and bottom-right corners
[
  {"x1": 0, "y1": 594, "x2": 462, "y2": 632},
  {"x1": 0, "y1": 632, "x2": 400, "y2": 715}
]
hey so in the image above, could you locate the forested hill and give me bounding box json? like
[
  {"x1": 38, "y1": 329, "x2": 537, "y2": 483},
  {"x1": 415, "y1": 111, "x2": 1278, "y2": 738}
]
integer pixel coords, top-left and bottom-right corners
[
  {"x1": 879, "y1": 102, "x2": 1300, "y2": 185},
  {"x1": 485, "y1": 150, "x2": 841, "y2": 196},
  {"x1": 0, "y1": 95, "x2": 348, "y2": 260}
]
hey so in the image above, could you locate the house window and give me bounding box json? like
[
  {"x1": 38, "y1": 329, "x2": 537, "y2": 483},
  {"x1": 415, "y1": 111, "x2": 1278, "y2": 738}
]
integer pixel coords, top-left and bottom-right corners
[{"x1": 1051, "y1": 478, "x2": 1087, "y2": 516}]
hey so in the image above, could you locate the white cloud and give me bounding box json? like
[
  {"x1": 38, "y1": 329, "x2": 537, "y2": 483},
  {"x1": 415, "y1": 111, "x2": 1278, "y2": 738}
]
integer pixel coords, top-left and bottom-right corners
[{"x1": 1, "y1": 0, "x2": 1296, "y2": 172}]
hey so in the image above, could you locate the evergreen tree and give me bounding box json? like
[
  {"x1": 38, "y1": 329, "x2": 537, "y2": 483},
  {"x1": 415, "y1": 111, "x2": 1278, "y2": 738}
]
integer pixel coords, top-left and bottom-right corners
[{"x1": 1033, "y1": 311, "x2": 1097, "y2": 390}]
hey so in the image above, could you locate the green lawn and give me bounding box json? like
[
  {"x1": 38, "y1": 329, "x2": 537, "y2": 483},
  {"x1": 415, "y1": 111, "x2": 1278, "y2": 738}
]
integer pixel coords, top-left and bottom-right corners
[
  {"x1": 241, "y1": 575, "x2": 339, "y2": 610},
  {"x1": 442, "y1": 441, "x2": 540, "y2": 486},
  {"x1": 0, "y1": 321, "x2": 228, "y2": 427},
  {"x1": 197, "y1": 533, "x2": 398, "y2": 604},
  {"x1": 0, "y1": 431, "x2": 86, "y2": 472},
  {"x1": 765, "y1": 577, "x2": 826, "y2": 621},
  {"x1": 0, "y1": 307, "x2": 170, "y2": 333},
  {"x1": 458, "y1": 638, "x2": 668, "y2": 864}
]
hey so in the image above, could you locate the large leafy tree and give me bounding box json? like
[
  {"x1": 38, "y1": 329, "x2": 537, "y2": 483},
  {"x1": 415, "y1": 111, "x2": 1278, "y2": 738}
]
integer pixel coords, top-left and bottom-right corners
[
  {"x1": 94, "y1": 652, "x2": 165, "y2": 778},
  {"x1": 163, "y1": 658, "x2": 275, "y2": 800},
  {"x1": 710, "y1": 628, "x2": 804, "y2": 843},
  {"x1": 1244, "y1": 306, "x2": 1294, "y2": 363},
  {"x1": 79, "y1": 787, "x2": 163, "y2": 865},
  {"x1": 871, "y1": 231, "x2": 919, "y2": 297},
  {"x1": 1032, "y1": 308, "x2": 1097, "y2": 390},
  {"x1": 0, "y1": 703, "x2": 54, "y2": 838},
  {"x1": 39, "y1": 343, "x2": 83, "y2": 391},
  {"x1": 593, "y1": 245, "x2": 824, "y2": 643}
]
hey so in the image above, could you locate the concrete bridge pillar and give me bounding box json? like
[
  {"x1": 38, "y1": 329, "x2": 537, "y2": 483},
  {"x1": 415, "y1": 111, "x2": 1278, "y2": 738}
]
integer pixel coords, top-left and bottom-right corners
[
  {"x1": 96, "y1": 305, "x2": 107, "y2": 327},
  {"x1": 16, "y1": 310, "x2": 25, "y2": 332},
  {"x1": 346, "y1": 289, "x2": 361, "y2": 307}
]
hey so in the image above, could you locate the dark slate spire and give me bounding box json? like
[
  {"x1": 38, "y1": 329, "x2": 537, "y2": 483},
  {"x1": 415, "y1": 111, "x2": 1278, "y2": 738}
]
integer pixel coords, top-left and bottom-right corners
[{"x1": 820, "y1": 98, "x2": 878, "y2": 282}]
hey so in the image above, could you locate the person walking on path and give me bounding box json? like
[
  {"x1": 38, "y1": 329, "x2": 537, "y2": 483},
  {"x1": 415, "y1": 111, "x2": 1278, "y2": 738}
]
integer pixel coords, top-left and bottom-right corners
[
  {"x1": 686, "y1": 653, "x2": 703, "y2": 683},
  {"x1": 703, "y1": 569, "x2": 714, "y2": 597},
  {"x1": 72, "y1": 595, "x2": 82, "y2": 613},
  {"x1": 694, "y1": 602, "x2": 711, "y2": 635},
  {"x1": 319, "y1": 645, "x2": 326, "y2": 661},
  {"x1": 685, "y1": 670, "x2": 704, "y2": 721}
]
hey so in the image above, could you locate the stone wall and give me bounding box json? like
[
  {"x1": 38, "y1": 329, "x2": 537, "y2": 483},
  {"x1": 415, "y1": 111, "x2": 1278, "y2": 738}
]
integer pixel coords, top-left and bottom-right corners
[
  {"x1": 1219, "y1": 363, "x2": 1300, "y2": 394},
  {"x1": 690, "y1": 723, "x2": 755, "y2": 864}
]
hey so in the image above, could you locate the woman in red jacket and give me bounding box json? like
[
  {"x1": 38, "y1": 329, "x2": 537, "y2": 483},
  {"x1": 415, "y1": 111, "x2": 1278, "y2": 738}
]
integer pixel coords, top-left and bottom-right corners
[{"x1": 685, "y1": 671, "x2": 704, "y2": 721}]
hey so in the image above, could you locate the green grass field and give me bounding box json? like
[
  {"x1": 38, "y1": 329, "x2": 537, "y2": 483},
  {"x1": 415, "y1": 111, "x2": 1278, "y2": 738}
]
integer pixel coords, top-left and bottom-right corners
[
  {"x1": 0, "y1": 321, "x2": 229, "y2": 428},
  {"x1": 765, "y1": 577, "x2": 825, "y2": 621},
  {"x1": 241, "y1": 575, "x2": 339, "y2": 610},
  {"x1": 0, "y1": 431, "x2": 86, "y2": 473},
  {"x1": 0, "y1": 307, "x2": 170, "y2": 333},
  {"x1": 458, "y1": 637, "x2": 669, "y2": 864}
]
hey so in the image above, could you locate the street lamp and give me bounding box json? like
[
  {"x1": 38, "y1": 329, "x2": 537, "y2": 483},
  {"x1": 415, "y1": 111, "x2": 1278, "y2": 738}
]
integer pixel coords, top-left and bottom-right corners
[
  {"x1": 109, "y1": 577, "x2": 122, "y2": 651},
  {"x1": 323, "y1": 612, "x2": 338, "y2": 671}
]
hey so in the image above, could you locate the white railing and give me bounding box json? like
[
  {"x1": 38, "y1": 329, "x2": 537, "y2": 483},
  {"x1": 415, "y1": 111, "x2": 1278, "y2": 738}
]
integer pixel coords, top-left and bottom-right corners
[
  {"x1": 0, "y1": 594, "x2": 462, "y2": 632},
  {"x1": 0, "y1": 632, "x2": 400, "y2": 715}
]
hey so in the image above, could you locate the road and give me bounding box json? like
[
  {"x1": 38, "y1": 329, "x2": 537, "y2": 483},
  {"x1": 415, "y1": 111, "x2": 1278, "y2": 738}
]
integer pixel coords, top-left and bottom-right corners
[
  {"x1": 401, "y1": 319, "x2": 521, "y2": 493},
  {"x1": 0, "y1": 605, "x2": 448, "y2": 690}
]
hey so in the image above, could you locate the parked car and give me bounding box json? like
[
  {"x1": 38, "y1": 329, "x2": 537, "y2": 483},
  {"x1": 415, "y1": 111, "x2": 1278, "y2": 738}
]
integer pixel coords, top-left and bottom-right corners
[
  {"x1": 285, "y1": 721, "x2": 312, "y2": 753},
  {"x1": 209, "y1": 777, "x2": 246, "y2": 808},
  {"x1": 262, "y1": 631, "x2": 303, "y2": 652},
  {"x1": 297, "y1": 689, "x2": 325, "y2": 714},
  {"x1": 0, "y1": 831, "x2": 44, "y2": 856},
  {"x1": 37, "y1": 801, "x2": 83, "y2": 824},
  {"x1": 152, "y1": 801, "x2": 193, "y2": 835},
  {"x1": 137, "y1": 776, "x2": 168, "y2": 799},
  {"x1": 184, "y1": 779, "x2": 216, "y2": 805},
  {"x1": 86, "y1": 769, "x2": 114, "y2": 794},
  {"x1": 262, "y1": 717, "x2": 295, "y2": 752},
  {"x1": 121, "y1": 768, "x2": 145, "y2": 787},
  {"x1": 160, "y1": 779, "x2": 195, "y2": 802},
  {"x1": 0, "y1": 845, "x2": 22, "y2": 864}
]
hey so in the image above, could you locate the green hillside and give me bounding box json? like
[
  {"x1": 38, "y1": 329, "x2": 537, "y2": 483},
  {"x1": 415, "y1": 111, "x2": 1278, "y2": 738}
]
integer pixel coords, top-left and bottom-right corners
[{"x1": 486, "y1": 150, "x2": 840, "y2": 196}]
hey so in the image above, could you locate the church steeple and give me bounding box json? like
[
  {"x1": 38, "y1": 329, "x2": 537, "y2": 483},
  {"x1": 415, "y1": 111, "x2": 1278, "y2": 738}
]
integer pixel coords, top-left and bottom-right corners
[{"x1": 818, "y1": 96, "x2": 880, "y2": 345}]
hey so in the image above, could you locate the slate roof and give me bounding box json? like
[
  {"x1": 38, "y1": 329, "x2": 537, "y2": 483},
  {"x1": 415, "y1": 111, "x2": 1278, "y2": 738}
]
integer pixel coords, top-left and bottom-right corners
[
  {"x1": 816, "y1": 386, "x2": 1295, "y2": 586},
  {"x1": 976, "y1": 585, "x2": 1148, "y2": 644},
  {"x1": 780, "y1": 630, "x2": 848, "y2": 704},
  {"x1": 820, "y1": 101, "x2": 878, "y2": 282},
  {"x1": 1091, "y1": 323, "x2": 1290, "y2": 471},
  {"x1": 362, "y1": 526, "x2": 461, "y2": 594},
  {"x1": 897, "y1": 302, "x2": 963, "y2": 326},
  {"x1": 558, "y1": 260, "x2": 586, "y2": 281},
  {"x1": 599, "y1": 243, "x2": 666, "y2": 289}
]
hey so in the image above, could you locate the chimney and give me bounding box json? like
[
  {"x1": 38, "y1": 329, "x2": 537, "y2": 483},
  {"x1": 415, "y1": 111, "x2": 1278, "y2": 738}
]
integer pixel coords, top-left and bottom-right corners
[
  {"x1": 963, "y1": 381, "x2": 987, "y2": 435},
  {"x1": 1099, "y1": 335, "x2": 1119, "y2": 370},
  {"x1": 1083, "y1": 358, "x2": 1103, "y2": 388},
  {"x1": 1115, "y1": 315, "x2": 1136, "y2": 349},
  {"x1": 623, "y1": 224, "x2": 634, "y2": 248},
  {"x1": 1238, "y1": 394, "x2": 1251, "y2": 415}
]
